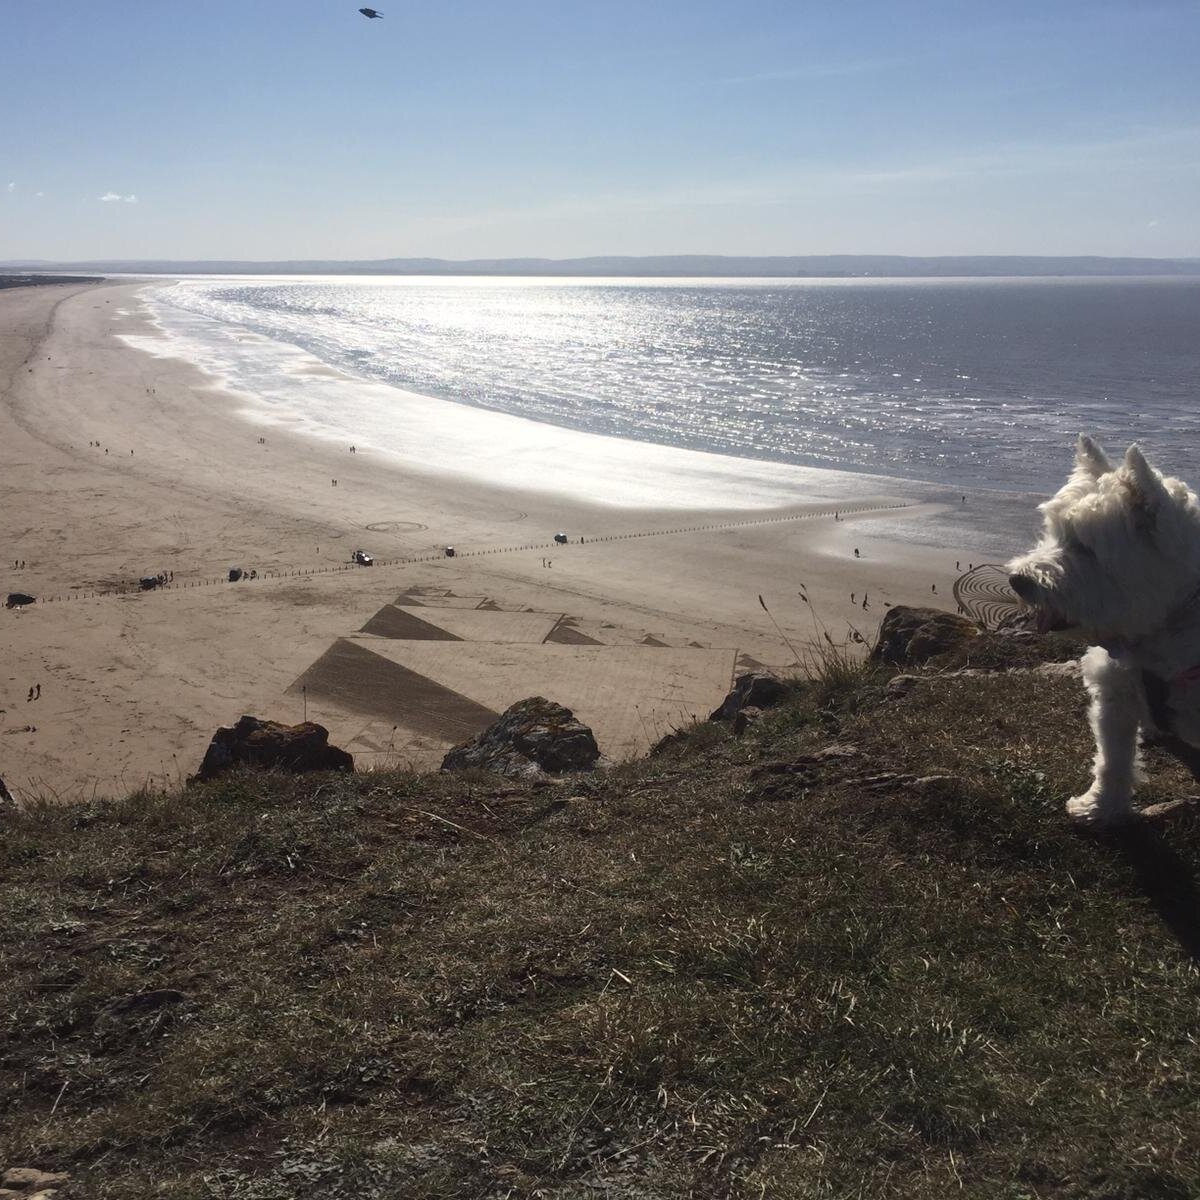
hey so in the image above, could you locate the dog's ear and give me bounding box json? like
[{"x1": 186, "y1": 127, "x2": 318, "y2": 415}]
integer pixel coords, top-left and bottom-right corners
[
  {"x1": 1074, "y1": 434, "x2": 1112, "y2": 479},
  {"x1": 1123, "y1": 444, "x2": 1168, "y2": 525}
]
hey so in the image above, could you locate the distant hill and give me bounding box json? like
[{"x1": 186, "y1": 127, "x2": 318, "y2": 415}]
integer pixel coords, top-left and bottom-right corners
[{"x1": 4, "y1": 253, "x2": 1200, "y2": 277}]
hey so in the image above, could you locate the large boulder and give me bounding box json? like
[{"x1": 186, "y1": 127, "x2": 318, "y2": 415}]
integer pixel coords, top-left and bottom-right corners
[
  {"x1": 710, "y1": 672, "x2": 790, "y2": 721},
  {"x1": 193, "y1": 716, "x2": 353, "y2": 782},
  {"x1": 870, "y1": 606, "x2": 979, "y2": 667},
  {"x1": 6, "y1": 593, "x2": 35, "y2": 609},
  {"x1": 442, "y1": 697, "x2": 599, "y2": 778}
]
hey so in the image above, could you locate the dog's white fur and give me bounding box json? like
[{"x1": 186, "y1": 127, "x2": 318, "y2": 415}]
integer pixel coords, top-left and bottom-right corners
[{"x1": 1008, "y1": 436, "x2": 1200, "y2": 826}]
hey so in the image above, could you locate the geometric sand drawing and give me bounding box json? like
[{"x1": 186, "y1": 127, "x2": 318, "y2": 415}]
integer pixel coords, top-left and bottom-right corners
[
  {"x1": 544, "y1": 620, "x2": 604, "y2": 646},
  {"x1": 953, "y1": 563, "x2": 1023, "y2": 630},
  {"x1": 289, "y1": 637, "x2": 499, "y2": 742},
  {"x1": 286, "y1": 593, "x2": 740, "y2": 768},
  {"x1": 359, "y1": 604, "x2": 464, "y2": 640}
]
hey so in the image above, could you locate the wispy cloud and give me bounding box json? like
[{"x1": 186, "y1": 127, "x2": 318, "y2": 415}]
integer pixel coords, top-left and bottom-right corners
[
  {"x1": 6, "y1": 182, "x2": 14, "y2": 194},
  {"x1": 99, "y1": 191, "x2": 138, "y2": 203}
]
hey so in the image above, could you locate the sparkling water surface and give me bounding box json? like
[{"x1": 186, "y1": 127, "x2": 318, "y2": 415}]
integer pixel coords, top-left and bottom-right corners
[{"x1": 147, "y1": 276, "x2": 1200, "y2": 494}]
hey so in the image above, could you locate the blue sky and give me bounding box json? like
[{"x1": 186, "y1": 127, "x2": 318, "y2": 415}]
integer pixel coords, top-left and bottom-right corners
[{"x1": 2, "y1": 0, "x2": 1197, "y2": 260}]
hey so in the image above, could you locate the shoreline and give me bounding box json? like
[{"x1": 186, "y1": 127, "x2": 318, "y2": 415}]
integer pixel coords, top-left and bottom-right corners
[
  {"x1": 1, "y1": 281, "x2": 1030, "y2": 802},
  {"x1": 134, "y1": 277, "x2": 950, "y2": 512}
]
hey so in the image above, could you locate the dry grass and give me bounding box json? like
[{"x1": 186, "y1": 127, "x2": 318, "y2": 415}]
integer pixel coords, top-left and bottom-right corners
[{"x1": 3, "y1": 644, "x2": 1200, "y2": 1198}]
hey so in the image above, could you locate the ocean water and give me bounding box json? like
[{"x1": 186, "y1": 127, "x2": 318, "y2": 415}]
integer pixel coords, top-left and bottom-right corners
[{"x1": 135, "y1": 275, "x2": 1200, "y2": 503}]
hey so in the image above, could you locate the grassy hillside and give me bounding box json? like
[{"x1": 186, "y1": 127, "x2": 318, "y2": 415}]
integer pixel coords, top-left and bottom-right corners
[{"x1": 3, "y1": 647, "x2": 1200, "y2": 1198}]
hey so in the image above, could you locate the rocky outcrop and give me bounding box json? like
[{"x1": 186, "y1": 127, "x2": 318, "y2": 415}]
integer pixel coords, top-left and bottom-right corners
[
  {"x1": 442, "y1": 697, "x2": 600, "y2": 778},
  {"x1": 5, "y1": 593, "x2": 35, "y2": 609},
  {"x1": 870, "y1": 605, "x2": 979, "y2": 667},
  {"x1": 0, "y1": 1166, "x2": 71, "y2": 1198},
  {"x1": 710, "y1": 672, "x2": 790, "y2": 722},
  {"x1": 193, "y1": 716, "x2": 354, "y2": 782}
]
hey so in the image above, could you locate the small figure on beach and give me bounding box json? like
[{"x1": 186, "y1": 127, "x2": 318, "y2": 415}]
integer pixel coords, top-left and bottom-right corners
[
  {"x1": 27, "y1": 687, "x2": 33, "y2": 702},
  {"x1": 35, "y1": 684, "x2": 40, "y2": 700},
  {"x1": 853, "y1": 548, "x2": 860, "y2": 558},
  {"x1": 956, "y1": 561, "x2": 960, "y2": 571},
  {"x1": 850, "y1": 593, "x2": 855, "y2": 604},
  {"x1": 931, "y1": 583, "x2": 937, "y2": 593},
  {"x1": 332, "y1": 479, "x2": 338, "y2": 487},
  {"x1": 350, "y1": 445, "x2": 356, "y2": 453}
]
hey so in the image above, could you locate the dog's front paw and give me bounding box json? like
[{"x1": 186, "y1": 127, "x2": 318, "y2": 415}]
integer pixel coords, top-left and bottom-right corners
[{"x1": 1066, "y1": 788, "x2": 1135, "y2": 828}]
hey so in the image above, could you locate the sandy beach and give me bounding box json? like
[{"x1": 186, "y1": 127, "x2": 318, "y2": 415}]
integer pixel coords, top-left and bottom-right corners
[{"x1": 0, "y1": 280, "x2": 1022, "y2": 802}]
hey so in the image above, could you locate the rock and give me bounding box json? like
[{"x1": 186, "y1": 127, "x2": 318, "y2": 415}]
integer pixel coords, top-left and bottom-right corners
[
  {"x1": 1139, "y1": 798, "x2": 1197, "y2": 822},
  {"x1": 911, "y1": 774, "x2": 960, "y2": 793},
  {"x1": 5, "y1": 593, "x2": 35, "y2": 609},
  {"x1": 442, "y1": 697, "x2": 600, "y2": 778},
  {"x1": 750, "y1": 744, "x2": 861, "y2": 779},
  {"x1": 809, "y1": 742, "x2": 861, "y2": 763},
  {"x1": 886, "y1": 674, "x2": 920, "y2": 697},
  {"x1": 2, "y1": 1170, "x2": 70, "y2": 1191},
  {"x1": 649, "y1": 729, "x2": 689, "y2": 755},
  {"x1": 870, "y1": 606, "x2": 979, "y2": 667},
  {"x1": 710, "y1": 672, "x2": 790, "y2": 721},
  {"x1": 1031, "y1": 660, "x2": 1081, "y2": 677},
  {"x1": 732, "y1": 706, "x2": 763, "y2": 736},
  {"x1": 193, "y1": 716, "x2": 353, "y2": 782}
]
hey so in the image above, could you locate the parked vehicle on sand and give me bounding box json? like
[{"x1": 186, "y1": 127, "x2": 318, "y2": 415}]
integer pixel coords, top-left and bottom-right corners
[{"x1": 352, "y1": 549, "x2": 374, "y2": 566}]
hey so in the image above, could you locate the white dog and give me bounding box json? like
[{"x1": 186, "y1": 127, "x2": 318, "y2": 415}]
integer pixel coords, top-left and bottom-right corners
[{"x1": 1007, "y1": 436, "x2": 1200, "y2": 826}]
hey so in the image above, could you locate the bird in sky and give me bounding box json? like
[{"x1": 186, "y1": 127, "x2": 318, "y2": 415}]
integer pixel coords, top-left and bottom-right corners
[{"x1": 358, "y1": 7, "x2": 384, "y2": 17}]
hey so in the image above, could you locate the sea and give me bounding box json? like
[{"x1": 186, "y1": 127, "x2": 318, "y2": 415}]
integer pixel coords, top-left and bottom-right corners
[{"x1": 128, "y1": 275, "x2": 1200, "y2": 542}]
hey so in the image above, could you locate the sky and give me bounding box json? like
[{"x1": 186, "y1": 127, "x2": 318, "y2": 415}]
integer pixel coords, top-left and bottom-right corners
[{"x1": 2, "y1": 0, "x2": 1198, "y2": 261}]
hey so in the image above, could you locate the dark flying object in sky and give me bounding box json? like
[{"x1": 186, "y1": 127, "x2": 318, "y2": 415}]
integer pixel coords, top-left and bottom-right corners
[{"x1": 359, "y1": 7, "x2": 384, "y2": 16}]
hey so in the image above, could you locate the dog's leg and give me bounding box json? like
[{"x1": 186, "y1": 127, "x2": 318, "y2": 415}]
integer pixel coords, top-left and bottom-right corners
[{"x1": 1068, "y1": 647, "x2": 1144, "y2": 825}]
